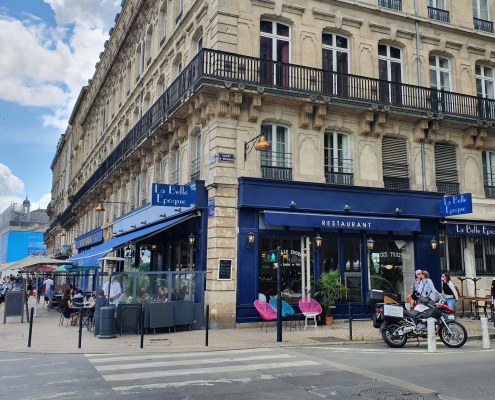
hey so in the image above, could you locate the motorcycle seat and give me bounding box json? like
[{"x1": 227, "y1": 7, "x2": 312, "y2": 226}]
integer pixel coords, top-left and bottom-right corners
[{"x1": 404, "y1": 309, "x2": 421, "y2": 318}]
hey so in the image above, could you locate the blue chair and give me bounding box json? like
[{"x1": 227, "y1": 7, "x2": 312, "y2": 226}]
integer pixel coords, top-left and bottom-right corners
[{"x1": 268, "y1": 298, "x2": 301, "y2": 331}]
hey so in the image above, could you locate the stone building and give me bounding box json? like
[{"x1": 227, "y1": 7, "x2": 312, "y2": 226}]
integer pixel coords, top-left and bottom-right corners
[{"x1": 46, "y1": 0, "x2": 495, "y2": 327}]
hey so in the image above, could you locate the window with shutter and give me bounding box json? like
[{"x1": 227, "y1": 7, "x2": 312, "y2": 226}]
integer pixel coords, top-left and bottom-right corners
[
  {"x1": 382, "y1": 136, "x2": 409, "y2": 189},
  {"x1": 434, "y1": 142, "x2": 459, "y2": 194}
]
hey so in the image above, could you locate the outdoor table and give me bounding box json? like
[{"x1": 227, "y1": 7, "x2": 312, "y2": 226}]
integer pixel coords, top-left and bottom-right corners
[
  {"x1": 75, "y1": 305, "x2": 95, "y2": 331},
  {"x1": 460, "y1": 296, "x2": 492, "y2": 319}
]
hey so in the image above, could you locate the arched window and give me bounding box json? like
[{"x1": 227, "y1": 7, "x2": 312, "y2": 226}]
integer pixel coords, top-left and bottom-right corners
[{"x1": 260, "y1": 20, "x2": 290, "y2": 87}]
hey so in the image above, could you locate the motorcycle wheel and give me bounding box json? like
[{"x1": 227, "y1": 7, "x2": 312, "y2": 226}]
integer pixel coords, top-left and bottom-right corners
[
  {"x1": 381, "y1": 323, "x2": 408, "y2": 348},
  {"x1": 439, "y1": 320, "x2": 467, "y2": 348}
]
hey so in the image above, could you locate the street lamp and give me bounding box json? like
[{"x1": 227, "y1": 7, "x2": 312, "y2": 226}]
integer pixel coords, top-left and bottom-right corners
[
  {"x1": 366, "y1": 238, "x2": 375, "y2": 292},
  {"x1": 244, "y1": 133, "x2": 271, "y2": 161}
]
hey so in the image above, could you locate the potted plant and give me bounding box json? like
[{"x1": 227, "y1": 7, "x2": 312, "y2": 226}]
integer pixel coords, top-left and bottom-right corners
[{"x1": 316, "y1": 270, "x2": 347, "y2": 325}]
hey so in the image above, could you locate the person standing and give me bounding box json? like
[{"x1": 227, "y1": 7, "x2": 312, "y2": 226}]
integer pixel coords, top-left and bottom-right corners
[
  {"x1": 102, "y1": 279, "x2": 122, "y2": 306},
  {"x1": 43, "y1": 275, "x2": 54, "y2": 294},
  {"x1": 407, "y1": 269, "x2": 424, "y2": 308},
  {"x1": 441, "y1": 273, "x2": 458, "y2": 315},
  {"x1": 420, "y1": 270, "x2": 439, "y2": 302}
]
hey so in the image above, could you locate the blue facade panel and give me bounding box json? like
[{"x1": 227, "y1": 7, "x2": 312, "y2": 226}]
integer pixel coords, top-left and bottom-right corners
[{"x1": 3, "y1": 231, "x2": 46, "y2": 262}]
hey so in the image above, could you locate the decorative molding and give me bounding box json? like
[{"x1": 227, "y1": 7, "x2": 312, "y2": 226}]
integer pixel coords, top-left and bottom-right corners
[
  {"x1": 311, "y1": 8, "x2": 336, "y2": 22},
  {"x1": 313, "y1": 105, "x2": 327, "y2": 130},
  {"x1": 230, "y1": 93, "x2": 243, "y2": 118},
  {"x1": 477, "y1": 128, "x2": 488, "y2": 149},
  {"x1": 413, "y1": 119, "x2": 429, "y2": 142},
  {"x1": 249, "y1": 96, "x2": 262, "y2": 122},
  {"x1": 427, "y1": 120, "x2": 440, "y2": 144},
  {"x1": 358, "y1": 111, "x2": 374, "y2": 136},
  {"x1": 282, "y1": 3, "x2": 305, "y2": 15},
  {"x1": 371, "y1": 112, "x2": 387, "y2": 138},
  {"x1": 463, "y1": 127, "x2": 479, "y2": 149},
  {"x1": 298, "y1": 104, "x2": 313, "y2": 129},
  {"x1": 217, "y1": 91, "x2": 230, "y2": 116}
]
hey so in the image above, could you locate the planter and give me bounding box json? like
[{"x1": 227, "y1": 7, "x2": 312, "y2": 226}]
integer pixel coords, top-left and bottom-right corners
[{"x1": 325, "y1": 315, "x2": 334, "y2": 326}]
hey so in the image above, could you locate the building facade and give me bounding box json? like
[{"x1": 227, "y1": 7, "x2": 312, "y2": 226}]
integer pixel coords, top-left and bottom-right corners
[{"x1": 47, "y1": 0, "x2": 495, "y2": 326}]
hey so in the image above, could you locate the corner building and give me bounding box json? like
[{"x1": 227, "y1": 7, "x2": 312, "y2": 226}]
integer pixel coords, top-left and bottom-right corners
[{"x1": 47, "y1": 0, "x2": 495, "y2": 327}]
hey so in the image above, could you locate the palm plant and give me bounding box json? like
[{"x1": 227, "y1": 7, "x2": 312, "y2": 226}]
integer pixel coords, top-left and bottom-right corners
[{"x1": 315, "y1": 270, "x2": 347, "y2": 316}]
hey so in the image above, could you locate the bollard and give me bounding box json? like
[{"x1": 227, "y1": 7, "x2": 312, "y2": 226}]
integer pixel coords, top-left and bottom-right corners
[
  {"x1": 140, "y1": 304, "x2": 144, "y2": 349},
  {"x1": 480, "y1": 317, "x2": 491, "y2": 349},
  {"x1": 78, "y1": 310, "x2": 83, "y2": 349},
  {"x1": 427, "y1": 318, "x2": 437, "y2": 352},
  {"x1": 348, "y1": 302, "x2": 353, "y2": 341},
  {"x1": 28, "y1": 307, "x2": 34, "y2": 347},
  {"x1": 205, "y1": 304, "x2": 209, "y2": 347}
]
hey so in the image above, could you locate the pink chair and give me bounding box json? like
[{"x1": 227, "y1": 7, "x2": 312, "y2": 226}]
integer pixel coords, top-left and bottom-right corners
[
  {"x1": 298, "y1": 297, "x2": 322, "y2": 330},
  {"x1": 253, "y1": 300, "x2": 277, "y2": 332}
]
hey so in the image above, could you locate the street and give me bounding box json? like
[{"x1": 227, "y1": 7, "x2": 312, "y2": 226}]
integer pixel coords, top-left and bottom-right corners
[{"x1": 0, "y1": 341, "x2": 493, "y2": 400}]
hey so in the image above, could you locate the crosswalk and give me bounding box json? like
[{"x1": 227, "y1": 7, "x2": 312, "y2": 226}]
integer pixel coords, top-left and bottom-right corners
[{"x1": 85, "y1": 348, "x2": 325, "y2": 395}]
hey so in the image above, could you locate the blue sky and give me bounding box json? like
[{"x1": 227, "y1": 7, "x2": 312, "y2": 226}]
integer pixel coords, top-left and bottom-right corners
[{"x1": 0, "y1": 0, "x2": 121, "y2": 213}]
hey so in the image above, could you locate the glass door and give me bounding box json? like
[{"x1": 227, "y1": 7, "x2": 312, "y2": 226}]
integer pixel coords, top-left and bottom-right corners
[{"x1": 342, "y1": 237, "x2": 363, "y2": 302}]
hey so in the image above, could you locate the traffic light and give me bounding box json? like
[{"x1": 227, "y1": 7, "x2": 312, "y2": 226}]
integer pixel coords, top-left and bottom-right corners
[{"x1": 265, "y1": 250, "x2": 278, "y2": 263}]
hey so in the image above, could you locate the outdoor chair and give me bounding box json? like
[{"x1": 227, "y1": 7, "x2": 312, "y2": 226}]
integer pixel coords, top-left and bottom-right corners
[
  {"x1": 268, "y1": 298, "x2": 301, "y2": 331},
  {"x1": 253, "y1": 299, "x2": 277, "y2": 332},
  {"x1": 298, "y1": 297, "x2": 322, "y2": 330}
]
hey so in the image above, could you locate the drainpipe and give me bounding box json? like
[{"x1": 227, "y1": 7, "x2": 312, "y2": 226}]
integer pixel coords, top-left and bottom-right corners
[{"x1": 414, "y1": 0, "x2": 427, "y2": 191}]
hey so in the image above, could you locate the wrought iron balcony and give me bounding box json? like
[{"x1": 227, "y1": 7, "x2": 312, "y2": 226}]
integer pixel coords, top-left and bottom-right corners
[
  {"x1": 378, "y1": 0, "x2": 401, "y2": 11},
  {"x1": 474, "y1": 17, "x2": 494, "y2": 33},
  {"x1": 484, "y1": 185, "x2": 495, "y2": 198},
  {"x1": 436, "y1": 181, "x2": 460, "y2": 195},
  {"x1": 191, "y1": 156, "x2": 201, "y2": 181},
  {"x1": 261, "y1": 166, "x2": 293, "y2": 181},
  {"x1": 428, "y1": 6, "x2": 450, "y2": 23},
  {"x1": 261, "y1": 151, "x2": 292, "y2": 180},
  {"x1": 384, "y1": 176, "x2": 410, "y2": 190},
  {"x1": 325, "y1": 171, "x2": 354, "y2": 186},
  {"x1": 170, "y1": 169, "x2": 179, "y2": 185}
]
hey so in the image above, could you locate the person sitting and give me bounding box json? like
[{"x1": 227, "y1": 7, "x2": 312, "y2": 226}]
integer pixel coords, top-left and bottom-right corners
[
  {"x1": 59, "y1": 289, "x2": 78, "y2": 325},
  {"x1": 157, "y1": 287, "x2": 169, "y2": 302},
  {"x1": 72, "y1": 289, "x2": 84, "y2": 306}
]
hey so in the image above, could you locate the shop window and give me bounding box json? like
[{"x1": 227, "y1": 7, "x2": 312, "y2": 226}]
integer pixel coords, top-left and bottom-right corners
[
  {"x1": 474, "y1": 236, "x2": 495, "y2": 275},
  {"x1": 434, "y1": 142, "x2": 459, "y2": 194},
  {"x1": 382, "y1": 136, "x2": 409, "y2": 189},
  {"x1": 258, "y1": 236, "x2": 310, "y2": 302},
  {"x1": 440, "y1": 229, "x2": 465, "y2": 275},
  {"x1": 324, "y1": 131, "x2": 353, "y2": 185}
]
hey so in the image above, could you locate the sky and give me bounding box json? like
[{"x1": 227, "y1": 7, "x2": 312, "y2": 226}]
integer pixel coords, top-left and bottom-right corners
[{"x1": 0, "y1": 0, "x2": 121, "y2": 213}]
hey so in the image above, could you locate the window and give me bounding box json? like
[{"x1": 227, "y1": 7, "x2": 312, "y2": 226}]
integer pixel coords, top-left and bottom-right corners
[
  {"x1": 175, "y1": 0, "x2": 183, "y2": 23},
  {"x1": 428, "y1": 0, "x2": 450, "y2": 22},
  {"x1": 476, "y1": 65, "x2": 495, "y2": 119},
  {"x1": 482, "y1": 151, "x2": 495, "y2": 197},
  {"x1": 429, "y1": 55, "x2": 452, "y2": 112},
  {"x1": 473, "y1": 0, "x2": 493, "y2": 32},
  {"x1": 171, "y1": 148, "x2": 180, "y2": 184},
  {"x1": 324, "y1": 132, "x2": 353, "y2": 185},
  {"x1": 260, "y1": 20, "x2": 290, "y2": 87},
  {"x1": 475, "y1": 236, "x2": 495, "y2": 275},
  {"x1": 159, "y1": 2, "x2": 167, "y2": 44},
  {"x1": 440, "y1": 230, "x2": 465, "y2": 275},
  {"x1": 260, "y1": 124, "x2": 292, "y2": 180},
  {"x1": 322, "y1": 33, "x2": 349, "y2": 95},
  {"x1": 191, "y1": 134, "x2": 201, "y2": 181},
  {"x1": 145, "y1": 26, "x2": 153, "y2": 67},
  {"x1": 379, "y1": 0, "x2": 402, "y2": 11},
  {"x1": 197, "y1": 36, "x2": 203, "y2": 53},
  {"x1": 382, "y1": 136, "x2": 409, "y2": 189},
  {"x1": 378, "y1": 44, "x2": 402, "y2": 104},
  {"x1": 435, "y1": 142, "x2": 459, "y2": 194}
]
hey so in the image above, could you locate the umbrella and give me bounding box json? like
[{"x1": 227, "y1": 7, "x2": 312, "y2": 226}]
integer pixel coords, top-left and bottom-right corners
[
  {"x1": 7, "y1": 255, "x2": 73, "y2": 270},
  {"x1": 20, "y1": 266, "x2": 57, "y2": 274},
  {"x1": 0, "y1": 262, "x2": 15, "y2": 273}
]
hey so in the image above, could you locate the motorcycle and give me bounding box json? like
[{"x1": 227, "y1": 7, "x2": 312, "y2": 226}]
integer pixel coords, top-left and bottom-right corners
[{"x1": 372, "y1": 300, "x2": 468, "y2": 348}]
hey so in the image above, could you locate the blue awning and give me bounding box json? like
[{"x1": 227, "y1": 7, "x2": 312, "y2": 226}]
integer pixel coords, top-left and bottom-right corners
[
  {"x1": 67, "y1": 213, "x2": 196, "y2": 268},
  {"x1": 264, "y1": 211, "x2": 421, "y2": 232}
]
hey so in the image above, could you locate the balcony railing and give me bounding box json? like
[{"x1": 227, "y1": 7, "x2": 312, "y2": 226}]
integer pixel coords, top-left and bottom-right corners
[
  {"x1": 170, "y1": 169, "x2": 179, "y2": 185},
  {"x1": 384, "y1": 176, "x2": 410, "y2": 190},
  {"x1": 428, "y1": 6, "x2": 450, "y2": 23},
  {"x1": 436, "y1": 181, "x2": 460, "y2": 195},
  {"x1": 484, "y1": 185, "x2": 495, "y2": 198},
  {"x1": 325, "y1": 171, "x2": 354, "y2": 186},
  {"x1": 261, "y1": 166, "x2": 293, "y2": 181},
  {"x1": 474, "y1": 17, "x2": 494, "y2": 33},
  {"x1": 52, "y1": 48, "x2": 495, "y2": 230},
  {"x1": 378, "y1": 0, "x2": 401, "y2": 11},
  {"x1": 190, "y1": 156, "x2": 201, "y2": 181}
]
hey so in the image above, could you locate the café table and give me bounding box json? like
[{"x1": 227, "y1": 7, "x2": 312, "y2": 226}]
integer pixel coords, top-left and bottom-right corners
[
  {"x1": 460, "y1": 296, "x2": 492, "y2": 320},
  {"x1": 74, "y1": 304, "x2": 95, "y2": 331}
]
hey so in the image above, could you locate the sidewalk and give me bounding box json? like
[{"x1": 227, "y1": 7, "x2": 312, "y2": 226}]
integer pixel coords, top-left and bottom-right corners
[{"x1": 1, "y1": 298, "x2": 493, "y2": 354}]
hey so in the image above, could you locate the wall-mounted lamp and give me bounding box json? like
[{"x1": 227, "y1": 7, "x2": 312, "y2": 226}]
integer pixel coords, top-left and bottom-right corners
[
  {"x1": 367, "y1": 238, "x2": 375, "y2": 251},
  {"x1": 384, "y1": 264, "x2": 394, "y2": 270},
  {"x1": 188, "y1": 233, "x2": 196, "y2": 247},
  {"x1": 124, "y1": 245, "x2": 132, "y2": 258},
  {"x1": 289, "y1": 201, "x2": 297, "y2": 208},
  {"x1": 244, "y1": 133, "x2": 271, "y2": 161},
  {"x1": 344, "y1": 204, "x2": 351, "y2": 213},
  {"x1": 140, "y1": 247, "x2": 146, "y2": 257},
  {"x1": 247, "y1": 231, "x2": 255, "y2": 249},
  {"x1": 315, "y1": 234, "x2": 323, "y2": 248},
  {"x1": 395, "y1": 208, "x2": 402, "y2": 215},
  {"x1": 95, "y1": 200, "x2": 128, "y2": 212},
  {"x1": 430, "y1": 238, "x2": 438, "y2": 251},
  {"x1": 151, "y1": 244, "x2": 158, "y2": 251}
]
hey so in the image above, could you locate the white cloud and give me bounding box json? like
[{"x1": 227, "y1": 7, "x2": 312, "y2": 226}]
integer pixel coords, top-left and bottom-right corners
[
  {"x1": 0, "y1": 0, "x2": 120, "y2": 128},
  {"x1": 31, "y1": 193, "x2": 52, "y2": 210},
  {"x1": 0, "y1": 163, "x2": 24, "y2": 213}
]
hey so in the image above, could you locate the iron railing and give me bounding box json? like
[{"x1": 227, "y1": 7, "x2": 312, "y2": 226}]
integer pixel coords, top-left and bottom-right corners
[
  {"x1": 474, "y1": 17, "x2": 494, "y2": 33},
  {"x1": 384, "y1": 176, "x2": 410, "y2": 190},
  {"x1": 325, "y1": 171, "x2": 354, "y2": 185},
  {"x1": 379, "y1": 0, "x2": 401, "y2": 11},
  {"x1": 51, "y1": 48, "x2": 495, "y2": 230},
  {"x1": 484, "y1": 185, "x2": 495, "y2": 198},
  {"x1": 261, "y1": 166, "x2": 293, "y2": 181},
  {"x1": 427, "y1": 6, "x2": 450, "y2": 23},
  {"x1": 170, "y1": 169, "x2": 179, "y2": 185},
  {"x1": 190, "y1": 156, "x2": 201, "y2": 181},
  {"x1": 436, "y1": 181, "x2": 460, "y2": 195}
]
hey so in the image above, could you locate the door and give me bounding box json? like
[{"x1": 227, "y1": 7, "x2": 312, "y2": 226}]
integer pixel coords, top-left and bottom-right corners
[
  {"x1": 260, "y1": 20, "x2": 290, "y2": 87},
  {"x1": 378, "y1": 44, "x2": 402, "y2": 105}
]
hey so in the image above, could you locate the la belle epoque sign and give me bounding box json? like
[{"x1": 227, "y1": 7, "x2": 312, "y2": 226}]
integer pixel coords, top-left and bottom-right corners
[
  {"x1": 151, "y1": 183, "x2": 196, "y2": 207},
  {"x1": 446, "y1": 223, "x2": 495, "y2": 236}
]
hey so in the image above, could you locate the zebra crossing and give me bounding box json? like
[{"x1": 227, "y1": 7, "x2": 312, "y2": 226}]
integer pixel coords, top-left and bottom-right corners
[{"x1": 85, "y1": 348, "x2": 326, "y2": 395}]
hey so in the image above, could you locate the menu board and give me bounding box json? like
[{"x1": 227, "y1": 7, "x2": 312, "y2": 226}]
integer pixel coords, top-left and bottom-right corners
[
  {"x1": 3, "y1": 291, "x2": 26, "y2": 323},
  {"x1": 218, "y1": 259, "x2": 233, "y2": 280}
]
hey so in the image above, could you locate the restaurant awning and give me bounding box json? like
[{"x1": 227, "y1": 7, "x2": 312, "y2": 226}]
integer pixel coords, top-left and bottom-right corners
[{"x1": 67, "y1": 212, "x2": 197, "y2": 268}]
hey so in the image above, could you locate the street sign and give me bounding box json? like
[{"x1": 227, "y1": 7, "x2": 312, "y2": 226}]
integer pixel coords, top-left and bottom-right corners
[{"x1": 439, "y1": 193, "x2": 472, "y2": 216}]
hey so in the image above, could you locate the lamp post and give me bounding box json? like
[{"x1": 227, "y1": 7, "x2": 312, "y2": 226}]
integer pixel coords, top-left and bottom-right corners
[
  {"x1": 366, "y1": 238, "x2": 375, "y2": 292},
  {"x1": 275, "y1": 245, "x2": 282, "y2": 343}
]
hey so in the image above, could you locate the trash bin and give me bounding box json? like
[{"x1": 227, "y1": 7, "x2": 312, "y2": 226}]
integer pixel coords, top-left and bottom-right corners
[{"x1": 98, "y1": 306, "x2": 116, "y2": 339}]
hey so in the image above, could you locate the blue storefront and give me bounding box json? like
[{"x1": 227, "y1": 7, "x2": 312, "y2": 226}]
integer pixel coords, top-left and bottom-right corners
[{"x1": 236, "y1": 178, "x2": 444, "y2": 323}]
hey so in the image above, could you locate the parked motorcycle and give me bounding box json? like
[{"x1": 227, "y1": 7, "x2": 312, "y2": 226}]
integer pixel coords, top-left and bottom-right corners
[{"x1": 372, "y1": 300, "x2": 467, "y2": 348}]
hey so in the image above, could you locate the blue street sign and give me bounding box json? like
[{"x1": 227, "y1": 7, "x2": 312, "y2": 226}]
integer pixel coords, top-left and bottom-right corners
[{"x1": 439, "y1": 193, "x2": 472, "y2": 216}]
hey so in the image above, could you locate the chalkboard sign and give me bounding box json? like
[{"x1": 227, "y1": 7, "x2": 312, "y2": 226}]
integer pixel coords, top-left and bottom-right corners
[
  {"x1": 218, "y1": 259, "x2": 233, "y2": 280},
  {"x1": 3, "y1": 291, "x2": 26, "y2": 324}
]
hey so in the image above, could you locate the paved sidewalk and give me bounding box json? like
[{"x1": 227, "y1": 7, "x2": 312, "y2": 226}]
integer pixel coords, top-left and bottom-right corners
[{"x1": 1, "y1": 298, "x2": 493, "y2": 354}]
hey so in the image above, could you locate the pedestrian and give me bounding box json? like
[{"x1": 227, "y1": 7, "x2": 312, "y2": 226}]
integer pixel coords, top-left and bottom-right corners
[
  {"x1": 441, "y1": 273, "x2": 458, "y2": 316},
  {"x1": 36, "y1": 278, "x2": 43, "y2": 303},
  {"x1": 407, "y1": 269, "x2": 423, "y2": 308},
  {"x1": 419, "y1": 270, "x2": 439, "y2": 302}
]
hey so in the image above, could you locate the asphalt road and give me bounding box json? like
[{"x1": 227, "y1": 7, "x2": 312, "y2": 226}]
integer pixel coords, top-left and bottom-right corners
[{"x1": 0, "y1": 341, "x2": 493, "y2": 400}]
